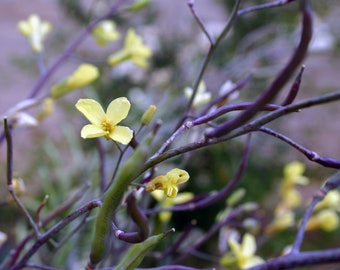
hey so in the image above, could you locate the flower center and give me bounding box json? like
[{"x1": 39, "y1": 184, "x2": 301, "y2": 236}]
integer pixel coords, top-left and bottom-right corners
[{"x1": 101, "y1": 119, "x2": 114, "y2": 140}]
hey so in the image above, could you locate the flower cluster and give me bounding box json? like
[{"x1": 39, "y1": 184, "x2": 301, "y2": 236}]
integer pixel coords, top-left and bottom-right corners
[{"x1": 266, "y1": 161, "x2": 309, "y2": 235}]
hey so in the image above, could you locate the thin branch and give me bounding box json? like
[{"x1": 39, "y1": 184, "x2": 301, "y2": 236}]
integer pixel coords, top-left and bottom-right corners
[
  {"x1": 9, "y1": 200, "x2": 101, "y2": 270},
  {"x1": 258, "y1": 127, "x2": 340, "y2": 168},
  {"x1": 4, "y1": 117, "x2": 42, "y2": 238},
  {"x1": 207, "y1": 0, "x2": 312, "y2": 138},
  {"x1": 187, "y1": 0, "x2": 215, "y2": 44}
]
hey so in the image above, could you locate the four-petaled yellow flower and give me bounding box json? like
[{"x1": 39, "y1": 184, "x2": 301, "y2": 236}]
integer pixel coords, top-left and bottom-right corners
[
  {"x1": 75, "y1": 98, "x2": 133, "y2": 145},
  {"x1": 222, "y1": 233, "x2": 264, "y2": 270},
  {"x1": 145, "y1": 169, "x2": 190, "y2": 198},
  {"x1": 108, "y1": 28, "x2": 152, "y2": 68},
  {"x1": 51, "y1": 64, "x2": 99, "y2": 98},
  {"x1": 17, "y1": 14, "x2": 52, "y2": 52},
  {"x1": 92, "y1": 20, "x2": 120, "y2": 46}
]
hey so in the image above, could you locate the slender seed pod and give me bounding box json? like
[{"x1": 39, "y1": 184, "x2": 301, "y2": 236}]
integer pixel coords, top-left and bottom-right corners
[{"x1": 89, "y1": 134, "x2": 154, "y2": 266}]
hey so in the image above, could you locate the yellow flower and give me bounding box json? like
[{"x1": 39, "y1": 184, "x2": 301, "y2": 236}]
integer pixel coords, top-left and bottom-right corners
[
  {"x1": 75, "y1": 97, "x2": 133, "y2": 144},
  {"x1": 280, "y1": 161, "x2": 308, "y2": 208},
  {"x1": 223, "y1": 233, "x2": 264, "y2": 270},
  {"x1": 184, "y1": 80, "x2": 211, "y2": 108},
  {"x1": 266, "y1": 210, "x2": 295, "y2": 235},
  {"x1": 145, "y1": 169, "x2": 190, "y2": 198},
  {"x1": 17, "y1": 14, "x2": 52, "y2": 52},
  {"x1": 314, "y1": 190, "x2": 340, "y2": 211},
  {"x1": 92, "y1": 20, "x2": 120, "y2": 46},
  {"x1": 51, "y1": 64, "x2": 99, "y2": 98},
  {"x1": 107, "y1": 28, "x2": 152, "y2": 68},
  {"x1": 305, "y1": 209, "x2": 339, "y2": 232}
]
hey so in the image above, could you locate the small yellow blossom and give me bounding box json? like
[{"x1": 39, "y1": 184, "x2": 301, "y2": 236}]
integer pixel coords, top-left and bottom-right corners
[
  {"x1": 280, "y1": 161, "x2": 308, "y2": 208},
  {"x1": 266, "y1": 210, "x2": 295, "y2": 235},
  {"x1": 75, "y1": 97, "x2": 133, "y2": 144},
  {"x1": 107, "y1": 28, "x2": 152, "y2": 68},
  {"x1": 145, "y1": 168, "x2": 190, "y2": 198},
  {"x1": 221, "y1": 233, "x2": 264, "y2": 270},
  {"x1": 92, "y1": 20, "x2": 120, "y2": 46},
  {"x1": 305, "y1": 209, "x2": 339, "y2": 232},
  {"x1": 314, "y1": 190, "x2": 340, "y2": 211},
  {"x1": 36, "y1": 98, "x2": 54, "y2": 122},
  {"x1": 8, "y1": 177, "x2": 26, "y2": 202},
  {"x1": 17, "y1": 14, "x2": 52, "y2": 52},
  {"x1": 184, "y1": 80, "x2": 211, "y2": 108},
  {"x1": 151, "y1": 190, "x2": 193, "y2": 222},
  {"x1": 51, "y1": 64, "x2": 99, "y2": 98}
]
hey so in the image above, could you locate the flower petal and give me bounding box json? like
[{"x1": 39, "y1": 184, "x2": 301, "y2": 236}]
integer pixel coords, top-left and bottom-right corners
[
  {"x1": 109, "y1": 125, "x2": 133, "y2": 144},
  {"x1": 75, "y1": 99, "x2": 105, "y2": 125},
  {"x1": 164, "y1": 185, "x2": 178, "y2": 198},
  {"x1": 242, "y1": 233, "x2": 256, "y2": 257},
  {"x1": 81, "y1": 124, "x2": 106, "y2": 139},
  {"x1": 106, "y1": 97, "x2": 131, "y2": 125}
]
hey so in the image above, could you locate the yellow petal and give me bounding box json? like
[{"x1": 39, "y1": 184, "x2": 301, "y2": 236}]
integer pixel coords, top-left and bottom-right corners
[
  {"x1": 106, "y1": 97, "x2": 131, "y2": 125},
  {"x1": 166, "y1": 169, "x2": 189, "y2": 185},
  {"x1": 75, "y1": 99, "x2": 105, "y2": 125},
  {"x1": 164, "y1": 185, "x2": 178, "y2": 198},
  {"x1": 109, "y1": 125, "x2": 133, "y2": 145},
  {"x1": 64, "y1": 64, "x2": 99, "y2": 90},
  {"x1": 80, "y1": 124, "x2": 106, "y2": 139},
  {"x1": 242, "y1": 233, "x2": 256, "y2": 257}
]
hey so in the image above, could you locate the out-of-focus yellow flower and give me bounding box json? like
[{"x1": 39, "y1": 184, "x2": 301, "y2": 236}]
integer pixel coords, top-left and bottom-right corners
[
  {"x1": 280, "y1": 161, "x2": 308, "y2": 208},
  {"x1": 17, "y1": 14, "x2": 52, "y2": 52},
  {"x1": 92, "y1": 20, "x2": 120, "y2": 46},
  {"x1": 36, "y1": 98, "x2": 54, "y2": 122},
  {"x1": 305, "y1": 209, "x2": 339, "y2": 232},
  {"x1": 221, "y1": 233, "x2": 264, "y2": 270},
  {"x1": 315, "y1": 190, "x2": 340, "y2": 211},
  {"x1": 184, "y1": 80, "x2": 211, "y2": 108},
  {"x1": 75, "y1": 97, "x2": 133, "y2": 145},
  {"x1": 107, "y1": 28, "x2": 152, "y2": 68},
  {"x1": 266, "y1": 210, "x2": 295, "y2": 235},
  {"x1": 145, "y1": 169, "x2": 190, "y2": 198},
  {"x1": 7, "y1": 177, "x2": 26, "y2": 202},
  {"x1": 151, "y1": 190, "x2": 193, "y2": 222},
  {"x1": 51, "y1": 64, "x2": 99, "y2": 98}
]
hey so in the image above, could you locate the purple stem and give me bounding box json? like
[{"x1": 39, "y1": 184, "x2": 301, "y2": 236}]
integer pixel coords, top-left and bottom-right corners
[
  {"x1": 258, "y1": 127, "x2": 340, "y2": 169},
  {"x1": 112, "y1": 191, "x2": 149, "y2": 243},
  {"x1": 206, "y1": 0, "x2": 313, "y2": 138},
  {"x1": 9, "y1": 200, "x2": 101, "y2": 270},
  {"x1": 281, "y1": 65, "x2": 305, "y2": 106}
]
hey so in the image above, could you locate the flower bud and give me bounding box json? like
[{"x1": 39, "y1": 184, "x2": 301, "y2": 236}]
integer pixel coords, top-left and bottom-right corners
[{"x1": 141, "y1": 105, "x2": 157, "y2": 125}]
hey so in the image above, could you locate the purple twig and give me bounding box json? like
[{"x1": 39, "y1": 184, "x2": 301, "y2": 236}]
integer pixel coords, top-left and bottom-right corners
[
  {"x1": 206, "y1": 0, "x2": 313, "y2": 138},
  {"x1": 9, "y1": 200, "x2": 101, "y2": 270},
  {"x1": 259, "y1": 127, "x2": 340, "y2": 168}
]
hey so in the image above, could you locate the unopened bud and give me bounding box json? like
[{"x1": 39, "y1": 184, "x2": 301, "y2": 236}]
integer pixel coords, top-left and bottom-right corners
[
  {"x1": 227, "y1": 188, "x2": 245, "y2": 207},
  {"x1": 141, "y1": 105, "x2": 157, "y2": 125}
]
